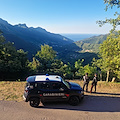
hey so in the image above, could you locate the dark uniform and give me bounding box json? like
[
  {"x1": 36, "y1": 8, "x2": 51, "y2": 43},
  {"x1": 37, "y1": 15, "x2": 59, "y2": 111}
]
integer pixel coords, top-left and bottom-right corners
[
  {"x1": 90, "y1": 75, "x2": 98, "y2": 93},
  {"x1": 83, "y1": 74, "x2": 89, "y2": 92}
]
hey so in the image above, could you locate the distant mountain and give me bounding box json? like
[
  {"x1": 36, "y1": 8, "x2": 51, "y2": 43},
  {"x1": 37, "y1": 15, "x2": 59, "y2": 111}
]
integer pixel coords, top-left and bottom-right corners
[
  {"x1": 75, "y1": 34, "x2": 108, "y2": 52},
  {"x1": 0, "y1": 18, "x2": 107, "y2": 65},
  {"x1": 0, "y1": 18, "x2": 73, "y2": 58},
  {"x1": 80, "y1": 34, "x2": 108, "y2": 44},
  {"x1": 60, "y1": 33, "x2": 100, "y2": 41}
]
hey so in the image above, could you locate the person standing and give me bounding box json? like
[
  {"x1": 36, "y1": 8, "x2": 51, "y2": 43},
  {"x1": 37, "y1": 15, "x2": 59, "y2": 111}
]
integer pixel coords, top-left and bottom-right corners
[
  {"x1": 90, "y1": 73, "x2": 98, "y2": 93},
  {"x1": 83, "y1": 73, "x2": 89, "y2": 92}
]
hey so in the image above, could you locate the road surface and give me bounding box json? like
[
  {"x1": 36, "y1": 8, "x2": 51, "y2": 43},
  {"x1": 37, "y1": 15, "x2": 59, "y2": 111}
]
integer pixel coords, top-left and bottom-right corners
[{"x1": 0, "y1": 93, "x2": 120, "y2": 120}]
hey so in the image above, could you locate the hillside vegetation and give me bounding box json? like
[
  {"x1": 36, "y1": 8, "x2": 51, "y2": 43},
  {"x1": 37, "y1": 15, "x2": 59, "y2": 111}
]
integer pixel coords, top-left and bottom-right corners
[
  {"x1": 0, "y1": 18, "x2": 106, "y2": 65},
  {"x1": 75, "y1": 34, "x2": 108, "y2": 52},
  {"x1": 0, "y1": 30, "x2": 120, "y2": 81},
  {"x1": 0, "y1": 18, "x2": 73, "y2": 59}
]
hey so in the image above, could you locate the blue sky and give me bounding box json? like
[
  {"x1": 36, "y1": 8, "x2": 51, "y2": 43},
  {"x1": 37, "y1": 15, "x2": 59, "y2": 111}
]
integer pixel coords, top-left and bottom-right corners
[{"x1": 0, "y1": 0, "x2": 119, "y2": 34}]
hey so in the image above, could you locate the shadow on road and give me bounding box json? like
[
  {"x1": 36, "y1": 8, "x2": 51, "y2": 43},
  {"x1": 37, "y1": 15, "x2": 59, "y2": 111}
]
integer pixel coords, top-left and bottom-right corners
[{"x1": 38, "y1": 94, "x2": 120, "y2": 112}]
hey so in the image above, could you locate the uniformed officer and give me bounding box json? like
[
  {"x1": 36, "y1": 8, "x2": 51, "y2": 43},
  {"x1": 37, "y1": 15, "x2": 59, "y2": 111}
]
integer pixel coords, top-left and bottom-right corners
[
  {"x1": 83, "y1": 73, "x2": 89, "y2": 92},
  {"x1": 90, "y1": 73, "x2": 98, "y2": 93}
]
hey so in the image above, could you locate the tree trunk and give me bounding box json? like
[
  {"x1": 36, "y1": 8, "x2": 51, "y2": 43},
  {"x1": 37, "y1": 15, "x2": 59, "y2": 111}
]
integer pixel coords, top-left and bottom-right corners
[
  {"x1": 112, "y1": 77, "x2": 116, "y2": 82},
  {"x1": 106, "y1": 70, "x2": 110, "y2": 82},
  {"x1": 100, "y1": 73, "x2": 102, "y2": 81}
]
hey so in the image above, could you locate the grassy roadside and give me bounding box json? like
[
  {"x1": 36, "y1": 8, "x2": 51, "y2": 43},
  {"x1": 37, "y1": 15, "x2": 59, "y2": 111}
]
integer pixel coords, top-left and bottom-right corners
[
  {"x1": 70, "y1": 80, "x2": 120, "y2": 95},
  {"x1": 0, "y1": 81, "x2": 26, "y2": 101},
  {"x1": 0, "y1": 80, "x2": 120, "y2": 102}
]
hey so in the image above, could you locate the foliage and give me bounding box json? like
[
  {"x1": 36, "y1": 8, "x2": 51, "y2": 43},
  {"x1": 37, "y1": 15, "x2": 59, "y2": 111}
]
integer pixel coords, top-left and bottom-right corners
[
  {"x1": 97, "y1": 0, "x2": 120, "y2": 32},
  {"x1": 35, "y1": 44, "x2": 57, "y2": 73},
  {"x1": 74, "y1": 59, "x2": 97, "y2": 79},
  {"x1": 104, "y1": 0, "x2": 120, "y2": 10},
  {"x1": 94, "y1": 31, "x2": 120, "y2": 81},
  {"x1": 50, "y1": 59, "x2": 64, "y2": 75},
  {"x1": 36, "y1": 44, "x2": 57, "y2": 62},
  {"x1": 0, "y1": 36, "x2": 99, "y2": 80},
  {"x1": 28, "y1": 57, "x2": 40, "y2": 73},
  {"x1": 59, "y1": 63, "x2": 73, "y2": 79},
  {"x1": 75, "y1": 59, "x2": 84, "y2": 78},
  {"x1": 75, "y1": 34, "x2": 108, "y2": 52},
  {"x1": 29, "y1": 45, "x2": 98, "y2": 79},
  {"x1": 0, "y1": 35, "x2": 29, "y2": 80},
  {"x1": 29, "y1": 45, "x2": 66, "y2": 77},
  {"x1": 1, "y1": 31, "x2": 119, "y2": 81},
  {"x1": 83, "y1": 64, "x2": 97, "y2": 79}
]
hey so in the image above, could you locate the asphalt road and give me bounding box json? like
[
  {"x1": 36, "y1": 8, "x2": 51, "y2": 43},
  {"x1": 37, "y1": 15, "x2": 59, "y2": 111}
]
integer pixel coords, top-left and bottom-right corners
[{"x1": 0, "y1": 94, "x2": 120, "y2": 120}]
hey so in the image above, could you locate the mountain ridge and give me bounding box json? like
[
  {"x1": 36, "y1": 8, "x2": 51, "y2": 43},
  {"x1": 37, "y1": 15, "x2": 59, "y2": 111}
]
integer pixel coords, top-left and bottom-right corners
[
  {"x1": 0, "y1": 18, "x2": 74, "y2": 59},
  {"x1": 75, "y1": 34, "x2": 108, "y2": 52},
  {"x1": 0, "y1": 18, "x2": 107, "y2": 64}
]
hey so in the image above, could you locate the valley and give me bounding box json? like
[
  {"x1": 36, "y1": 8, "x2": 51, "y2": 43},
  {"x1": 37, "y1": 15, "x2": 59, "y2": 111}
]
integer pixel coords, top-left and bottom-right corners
[{"x1": 0, "y1": 18, "x2": 107, "y2": 65}]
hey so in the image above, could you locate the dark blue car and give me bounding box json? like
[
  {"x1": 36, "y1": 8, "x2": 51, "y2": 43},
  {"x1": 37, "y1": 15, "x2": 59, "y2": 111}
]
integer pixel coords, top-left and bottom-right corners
[{"x1": 23, "y1": 75, "x2": 84, "y2": 107}]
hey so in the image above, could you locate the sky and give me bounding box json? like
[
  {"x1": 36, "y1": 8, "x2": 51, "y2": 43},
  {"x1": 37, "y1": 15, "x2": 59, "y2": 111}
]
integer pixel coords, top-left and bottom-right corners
[{"x1": 0, "y1": 0, "x2": 119, "y2": 34}]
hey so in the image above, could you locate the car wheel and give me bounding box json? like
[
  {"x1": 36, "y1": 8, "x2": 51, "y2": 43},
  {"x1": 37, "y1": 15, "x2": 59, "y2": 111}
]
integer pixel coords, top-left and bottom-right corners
[
  {"x1": 29, "y1": 98, "x2": 40, "y2": 107},
  {"x1": 69, "y1": 96, "x2": 80, "y2": 106}
]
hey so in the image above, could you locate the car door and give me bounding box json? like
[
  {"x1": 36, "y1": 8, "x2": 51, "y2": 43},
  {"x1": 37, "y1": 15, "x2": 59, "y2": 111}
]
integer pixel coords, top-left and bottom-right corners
[
  {"x1": 37, "y1": 81, "x2": 51, "y2": 102},
  {"x1": 37, "y1": 81, "x2": 69, "y2": 102},
  {"x1": 44, "y1": 82, "x2": 68, "y2": 102}
]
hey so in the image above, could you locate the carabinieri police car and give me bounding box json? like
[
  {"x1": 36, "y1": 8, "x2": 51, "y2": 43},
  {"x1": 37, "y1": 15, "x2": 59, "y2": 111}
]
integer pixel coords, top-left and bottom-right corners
[{"x1": 23, "y1": 74, "x2": 84, "y2": 107}]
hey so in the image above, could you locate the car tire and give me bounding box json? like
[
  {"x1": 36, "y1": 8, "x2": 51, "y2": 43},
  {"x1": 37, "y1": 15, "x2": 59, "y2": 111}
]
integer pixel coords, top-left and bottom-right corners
[
  {"x1": 69, "y1": 96, "x2": 80, "y2": 106},
  {"x1": 29, "y1": 98, "x2": 40, "y2": 107}
]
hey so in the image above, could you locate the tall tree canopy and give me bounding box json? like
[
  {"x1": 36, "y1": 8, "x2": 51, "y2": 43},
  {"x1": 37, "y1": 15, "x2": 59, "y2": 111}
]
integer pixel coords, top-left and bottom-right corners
[
  {"x1": 94, "y1": 31, "x2": 120, "y2": 81},
  {"x1": 36, "y1": 44, "x2": 56, "y2": 62}
]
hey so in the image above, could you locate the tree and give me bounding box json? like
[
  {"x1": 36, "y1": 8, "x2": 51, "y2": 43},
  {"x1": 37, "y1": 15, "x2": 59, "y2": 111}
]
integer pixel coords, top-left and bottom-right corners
[
  {"x1": 0, "y1": 36, "x2": 29, "y2": 80},
  {"x1": 59, "y1": 63, "x2": 74, "y2": 79},
  {"x1": 35, "y1": 44, "x2": 57, "y2": 73},
  {"x1": 94, "y1": 32, "x2": 120, "y2": 81},
  {"x1": 104, "y1": 0, "x2": 120, "y2": 9},
  {"x1": 28, "y1": 57, "x2": 41, "y2": 74},
  {"x1": 97, "y1": 0, "x2": 120, "y2": 32},
  {"x1": 75, "y1": 59, "x2": 84, "y2": 78},
  {"x1": 36, "y1": 44, "x2": 56, "y2": 62},
  {"x1": 50, "y1": 59, "x2": 64, "y2": 75},
  {"x1": 83, "y1": 64, "x2": 97, "y2": 79}
]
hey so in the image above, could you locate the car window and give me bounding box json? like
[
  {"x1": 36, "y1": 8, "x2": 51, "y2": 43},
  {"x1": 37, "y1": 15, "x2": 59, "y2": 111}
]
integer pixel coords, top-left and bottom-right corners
[
  {"x1": 51, "y1": 82, "x2": 66, "y2": 90},
  {"x1": 51, "y1": 83, "x2": 60, "y2": 90},
  {"x1": 62, "y1": 79, "x2": 70, "y2": 89},
  {"x1": 26, "y1": 82, "x2": 34, "y2": 89},
  {"x1": 37, "y1": 82, "x2": 50, "y2": 90}
]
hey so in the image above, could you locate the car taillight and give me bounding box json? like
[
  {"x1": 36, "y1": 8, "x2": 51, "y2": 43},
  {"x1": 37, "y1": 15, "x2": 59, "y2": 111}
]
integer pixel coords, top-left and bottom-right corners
[
  {"x1": 65, "y1": 94, "x2": 70, "y2": 97},
  {"x1": 25, "y1": 90, "x2": 28, "y2": 92},
  {"x1": 40, "y1": 94, "x2": 42, "y2": 96}
]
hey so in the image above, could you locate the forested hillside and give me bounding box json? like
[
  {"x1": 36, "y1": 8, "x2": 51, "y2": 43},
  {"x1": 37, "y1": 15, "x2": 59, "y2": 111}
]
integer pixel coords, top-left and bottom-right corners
[
  {"x1": 0, "y1": 18, "x2": 109, "y2": 81},
  {"x1": 0, "y1": 1, "x2": 120, "y2": 83},
  {"x1": 1, "y1": 30, "x2": 120, "y2": 82},
  {"x1": 75, "y1": 34, "x2": 108, "y2": 52},
  {"x1": 0, "y1": 18, "x2": 73, "y2": 59},
  {"x1": 0, "y1": 18, "x2": 100, "y2": 65}
]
